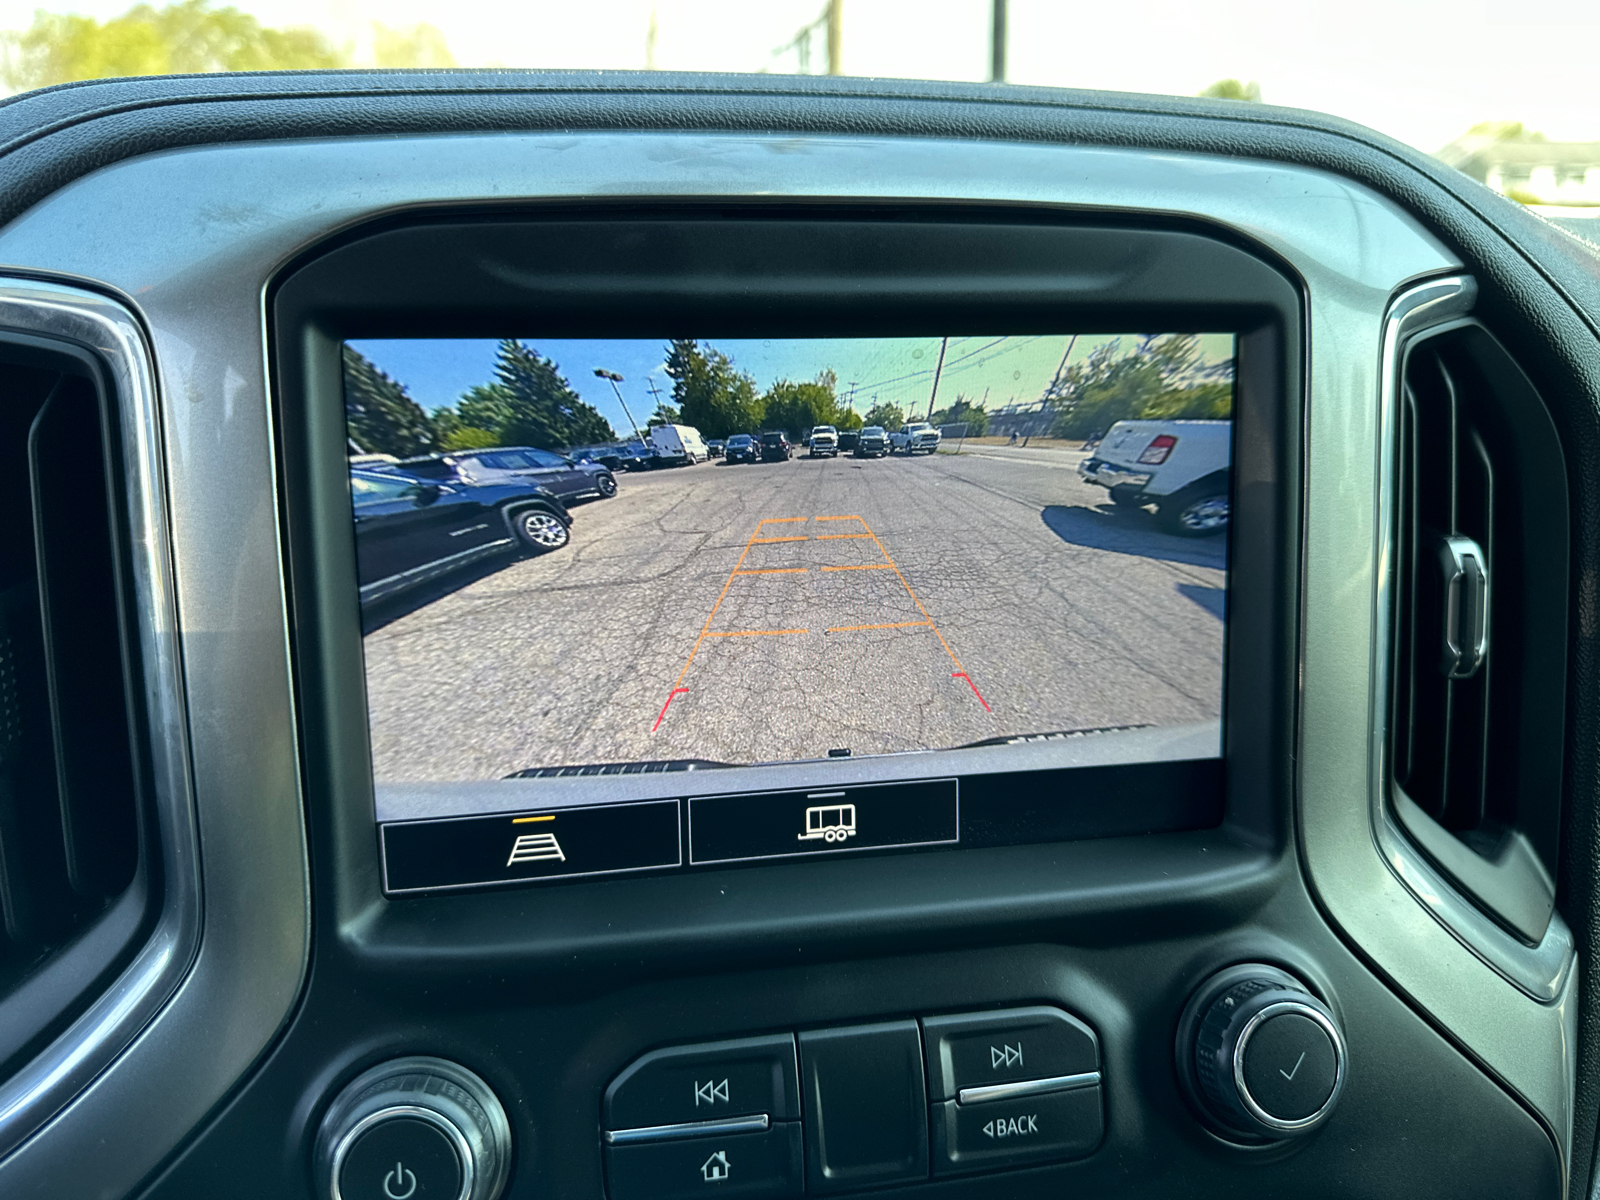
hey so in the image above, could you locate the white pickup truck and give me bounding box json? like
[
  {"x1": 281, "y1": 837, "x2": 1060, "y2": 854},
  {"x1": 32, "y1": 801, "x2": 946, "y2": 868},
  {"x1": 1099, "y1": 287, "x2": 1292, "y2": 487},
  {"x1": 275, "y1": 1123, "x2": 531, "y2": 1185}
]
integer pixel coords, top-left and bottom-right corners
[
  {"x1": 890, "y1": 422, "x2": 941, "y2": 454},
  {"x1": 808, "y1": 425, "x2": 839, "y2": 457},
  {"x1": 1076, "y1": 419, "x2": 1231, "y2": 536}
]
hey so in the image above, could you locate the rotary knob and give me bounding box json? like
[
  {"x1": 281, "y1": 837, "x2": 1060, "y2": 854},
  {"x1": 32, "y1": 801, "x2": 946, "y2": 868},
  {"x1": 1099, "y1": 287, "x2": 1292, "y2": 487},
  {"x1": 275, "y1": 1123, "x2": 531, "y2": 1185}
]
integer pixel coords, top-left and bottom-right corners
[
  {"x1": 1177, "y1": 964, "x2": 1346, "y2": 1141},
  {"x1": 315, "y1": 1057, "x2": 512, "y2": 1200}
]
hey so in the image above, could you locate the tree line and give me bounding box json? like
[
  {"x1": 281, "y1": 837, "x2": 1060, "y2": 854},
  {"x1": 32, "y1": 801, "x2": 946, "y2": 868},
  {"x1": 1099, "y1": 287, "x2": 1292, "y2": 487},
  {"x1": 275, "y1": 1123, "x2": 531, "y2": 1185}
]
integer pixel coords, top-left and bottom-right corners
[
  {"x1": 344, "y1": 333, "x2": 1232, "y2": 460},
  {"x1": 344, "y1": 340, "x2": 615, "y2": 460},
  {"x1": 2, "y1": 1, "x2": 453, "y2": 93}
]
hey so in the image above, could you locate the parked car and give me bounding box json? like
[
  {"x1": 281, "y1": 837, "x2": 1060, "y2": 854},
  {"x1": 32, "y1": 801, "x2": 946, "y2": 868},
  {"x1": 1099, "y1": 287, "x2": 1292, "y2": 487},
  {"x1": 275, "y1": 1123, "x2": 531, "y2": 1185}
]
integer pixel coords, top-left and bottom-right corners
[
  {"x1": 706, "y1": 439, "x2": 725, "y2": 458},
  {"x1": 837, "y1": 429, "x2": 859, "y2": 453},
  {"x1": 394, "y1": 446, "x2": 617, "y2": 503},
  {"x1": 808, "y1": 425, "x2": 839, "y2": 457},
  {"x1": 758, "y1": 431, "x2": 794, "y2": 461},
  {"x1": 568, "y1": 444, "x2": 625, "y2": 471},
  {"x1": 349, "y1": 469, "x2": 572, "y2": 608},
  {"x1": 855, "y1": 426, "x2": 889, "y2": 458},
  {"x1": 1076, "y1": 419, "x2": 1232, "y2": 536},
  {"x1": 890, "y1": 422, "x2": 941, "y2": 454},
  {"x1": 649, "y1": 423, "x2": 710, "y2": 465},
  {"x1": 724, "y1": 433, "x2": 758, "y2": 463},
  {"x1": 618, "y1": 441, "x2": 658, "y2": 471}
]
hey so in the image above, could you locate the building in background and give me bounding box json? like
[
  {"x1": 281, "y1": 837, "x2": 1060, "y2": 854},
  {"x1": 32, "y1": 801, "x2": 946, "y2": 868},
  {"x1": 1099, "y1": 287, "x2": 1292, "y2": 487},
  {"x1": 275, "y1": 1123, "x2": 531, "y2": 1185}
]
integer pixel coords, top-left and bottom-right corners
[{"x1": 1437, "y1": 123, "x2": 1600, "y2": 213}]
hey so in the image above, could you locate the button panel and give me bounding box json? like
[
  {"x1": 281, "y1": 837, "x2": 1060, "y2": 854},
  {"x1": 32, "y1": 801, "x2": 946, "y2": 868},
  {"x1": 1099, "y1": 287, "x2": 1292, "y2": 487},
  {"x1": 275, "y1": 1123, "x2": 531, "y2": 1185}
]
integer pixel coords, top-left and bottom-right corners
[
  {"x1": 604, "y1": 1034, "x2": 801, "y2": 1130},
  {"x1": 932, "y1": 1085, "x2": 1103, "y2": 1174},
  {"x1": 922, "y1": 1006, "x2": 1099, "y2": 1100},
  {"x1": 799, "y1": 1022, "x2": 928, "y2": 1193},
  {"x1": 601, "y1": 1007, "x2": 1102, "y2": 1198}
]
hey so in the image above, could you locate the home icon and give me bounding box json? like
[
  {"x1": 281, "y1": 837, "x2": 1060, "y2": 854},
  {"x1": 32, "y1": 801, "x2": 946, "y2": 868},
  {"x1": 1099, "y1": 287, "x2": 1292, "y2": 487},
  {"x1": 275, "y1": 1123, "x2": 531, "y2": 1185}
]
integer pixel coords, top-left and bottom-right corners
[{"x1": 701, "y1": 1150, "x2": 731, "y2": 1182}]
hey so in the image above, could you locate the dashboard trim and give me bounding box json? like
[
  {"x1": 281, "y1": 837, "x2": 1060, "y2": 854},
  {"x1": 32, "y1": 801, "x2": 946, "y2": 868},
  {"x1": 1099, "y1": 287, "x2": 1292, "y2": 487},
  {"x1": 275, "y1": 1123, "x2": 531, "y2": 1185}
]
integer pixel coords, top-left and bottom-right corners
[
  {"x1": 0, "y1": 129, "x2": 1546, "y2": 1197},
  {"x1": 0, "y1": 280, "x2": 201, "y2": 1162}
]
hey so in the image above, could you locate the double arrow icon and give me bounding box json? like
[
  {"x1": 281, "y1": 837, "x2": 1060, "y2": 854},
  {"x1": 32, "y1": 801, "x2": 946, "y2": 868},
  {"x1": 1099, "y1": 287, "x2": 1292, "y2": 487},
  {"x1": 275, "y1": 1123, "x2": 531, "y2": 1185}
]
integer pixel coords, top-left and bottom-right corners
[
  {"x1": 990, "y1": 1043, "x2": 1023, "y2": 1070},
  {"x1": 695, "y1": 1078, "x2": 730, "y2": 1106}
]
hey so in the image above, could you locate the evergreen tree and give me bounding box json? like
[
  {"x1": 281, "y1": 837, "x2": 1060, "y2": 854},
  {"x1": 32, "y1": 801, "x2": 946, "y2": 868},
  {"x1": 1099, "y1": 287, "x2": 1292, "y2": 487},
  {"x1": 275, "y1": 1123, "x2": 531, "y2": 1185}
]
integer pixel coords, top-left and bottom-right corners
[
  {"x1": 450, "y1": 340, "x2": 616, "y2": 450},
  {"x1": 664, "y1": 339, "x2": 762, "y2": 437},
  {"x1": 342, "y1": 345, "x2": 438, "y2": 458}
]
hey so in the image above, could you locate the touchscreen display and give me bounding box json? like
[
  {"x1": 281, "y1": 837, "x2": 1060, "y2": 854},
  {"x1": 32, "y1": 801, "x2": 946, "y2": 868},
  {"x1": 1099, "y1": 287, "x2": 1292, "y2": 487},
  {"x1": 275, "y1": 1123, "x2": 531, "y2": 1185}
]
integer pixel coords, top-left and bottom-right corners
[{"x1": 345, "y1": 333, "x2": 1234, "y2": 890}]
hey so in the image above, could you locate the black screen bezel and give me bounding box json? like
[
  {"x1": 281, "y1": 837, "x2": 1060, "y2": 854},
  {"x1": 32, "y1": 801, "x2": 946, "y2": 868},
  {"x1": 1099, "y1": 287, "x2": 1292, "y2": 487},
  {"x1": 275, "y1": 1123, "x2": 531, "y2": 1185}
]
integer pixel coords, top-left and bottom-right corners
[{"x1": 269, "y1": 202, "x2": 1301, "y2": 967}]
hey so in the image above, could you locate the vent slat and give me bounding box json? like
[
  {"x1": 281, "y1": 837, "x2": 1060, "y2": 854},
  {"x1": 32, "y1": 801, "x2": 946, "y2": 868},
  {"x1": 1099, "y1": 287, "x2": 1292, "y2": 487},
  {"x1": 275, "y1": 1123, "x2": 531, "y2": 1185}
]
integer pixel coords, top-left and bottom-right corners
[{"x1": 1389, "y1": 323, "x2": 1567, "y2": 945}]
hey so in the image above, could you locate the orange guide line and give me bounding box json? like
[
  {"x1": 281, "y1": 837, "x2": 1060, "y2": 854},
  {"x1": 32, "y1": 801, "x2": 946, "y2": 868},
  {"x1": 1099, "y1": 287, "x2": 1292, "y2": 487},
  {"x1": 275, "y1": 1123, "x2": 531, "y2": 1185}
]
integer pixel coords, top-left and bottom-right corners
[
  {"x1": 705, "y1": 629, "x2": 808, "y2": 638},
  {"x1": 756, "y1": 516, "x2": 808, "y2": 525},
  {"x1": 826, "y1": 621, "x2": 932, "y2": 633},
  {"x1": 751, "y1": 536, "x2": 808, "y2": 544},
  {"x1": 813, "y1": 515, "x2": 866, "y2": 522},
  {"x1": 854, "y1": 517, "x2": 987, "y2": 712},
  {"x1": 734, "y1": 567, "x2": 808, "y2": 575},
  {"x1": 820, "y1": 564, "x2": 894, "y2": 572},
  {"x1": 816, "y1": 533, "x2": 873, "y2": 540}
]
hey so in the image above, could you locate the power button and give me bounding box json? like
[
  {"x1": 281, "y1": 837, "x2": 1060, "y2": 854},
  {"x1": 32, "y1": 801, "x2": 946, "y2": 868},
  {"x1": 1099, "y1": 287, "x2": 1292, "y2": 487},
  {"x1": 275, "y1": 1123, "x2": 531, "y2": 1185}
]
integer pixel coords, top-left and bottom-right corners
[{"x1": 337, "y1": 1114, "x2": 464, "y2": 1200}]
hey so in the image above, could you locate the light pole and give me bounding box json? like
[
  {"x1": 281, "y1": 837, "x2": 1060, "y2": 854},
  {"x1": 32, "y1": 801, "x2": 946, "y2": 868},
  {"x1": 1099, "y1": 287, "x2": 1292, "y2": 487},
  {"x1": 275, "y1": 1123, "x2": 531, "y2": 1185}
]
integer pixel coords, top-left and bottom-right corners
[{"x1": 594, "y1": 369, "x2": 643, "y2": 442}]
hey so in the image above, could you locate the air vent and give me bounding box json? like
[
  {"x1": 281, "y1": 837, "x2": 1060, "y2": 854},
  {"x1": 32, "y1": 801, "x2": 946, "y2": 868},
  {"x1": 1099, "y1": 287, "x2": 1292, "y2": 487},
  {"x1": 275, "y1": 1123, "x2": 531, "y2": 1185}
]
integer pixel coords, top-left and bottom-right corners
[
  {"x1": 0, "y1": 348, "x2": 147, "y2": 1078},
  {"x1": 1389, "y1": 321, "x2": 1567, "y2": 946}
]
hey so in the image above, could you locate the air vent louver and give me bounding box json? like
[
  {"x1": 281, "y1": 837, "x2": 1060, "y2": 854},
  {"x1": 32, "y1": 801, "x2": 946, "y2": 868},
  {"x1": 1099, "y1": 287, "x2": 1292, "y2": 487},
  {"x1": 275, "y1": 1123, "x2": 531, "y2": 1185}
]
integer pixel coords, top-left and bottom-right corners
[
  {"x1": 1389, "y1": 322, "x2": 1568, "y2": 946},
  {"x1": 0, "y1": 354, "x2": 145, "y2": 1073}
]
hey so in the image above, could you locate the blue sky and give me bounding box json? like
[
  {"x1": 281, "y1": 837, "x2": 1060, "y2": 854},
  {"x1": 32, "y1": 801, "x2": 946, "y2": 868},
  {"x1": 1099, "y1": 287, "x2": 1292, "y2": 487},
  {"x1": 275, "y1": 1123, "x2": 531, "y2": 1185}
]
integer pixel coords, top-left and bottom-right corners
[{"x1": 349, "y1": 333, "x2": 1235, "y2": 438}]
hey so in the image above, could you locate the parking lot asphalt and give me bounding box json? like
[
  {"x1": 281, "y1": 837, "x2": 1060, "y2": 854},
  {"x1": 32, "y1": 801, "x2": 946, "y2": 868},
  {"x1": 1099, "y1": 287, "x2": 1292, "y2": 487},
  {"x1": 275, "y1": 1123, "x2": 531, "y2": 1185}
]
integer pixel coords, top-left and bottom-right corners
[{"x1": 361, "y1": 446, "x2": 1227, "y2": 781}]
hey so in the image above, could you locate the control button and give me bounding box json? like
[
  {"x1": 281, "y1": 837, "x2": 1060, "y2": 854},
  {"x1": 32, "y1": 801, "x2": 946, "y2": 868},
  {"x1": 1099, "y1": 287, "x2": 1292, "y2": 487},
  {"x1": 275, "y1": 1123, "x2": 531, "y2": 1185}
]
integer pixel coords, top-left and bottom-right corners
[
  {"x1": 922, "y1": 1007, "x2": 1099, "y2": 1100},
  {"x1": 315, "y1": 1057, "x2": 512, "y2": 1200},
  {"x1": 1177, "y1": 963, "x2": 1346, "y2": 1141},
  {"x1": 688, "y1": 780, "x2": 958, "y2": 865},
  {"x1": 1240, "y1": 1011, "x2": 1339, "y2": 1122},
  {"x1": 605, "y1": 1034, "x2": 801, "y2": 1130},
  {"x1": 605, "y1": 1121, "x2": 803, "y2": 1200},
  {"x1": 339, "y1": 1118, "x2": 461, "y2": 1200},
  {"x1": 799, "y1": 1021, "x2": 928, "y2": 1192},
  {"x1": 931, "y1": 1085, "x2": 1104, "y2": 1174}
]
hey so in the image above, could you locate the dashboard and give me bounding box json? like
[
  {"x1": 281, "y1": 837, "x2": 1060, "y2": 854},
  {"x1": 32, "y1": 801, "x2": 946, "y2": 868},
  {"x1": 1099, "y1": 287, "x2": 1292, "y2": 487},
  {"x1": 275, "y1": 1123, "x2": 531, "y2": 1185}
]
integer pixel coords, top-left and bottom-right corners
[{"x1": 0, "y1": 71, "x2": 1595, "y2": 1200}]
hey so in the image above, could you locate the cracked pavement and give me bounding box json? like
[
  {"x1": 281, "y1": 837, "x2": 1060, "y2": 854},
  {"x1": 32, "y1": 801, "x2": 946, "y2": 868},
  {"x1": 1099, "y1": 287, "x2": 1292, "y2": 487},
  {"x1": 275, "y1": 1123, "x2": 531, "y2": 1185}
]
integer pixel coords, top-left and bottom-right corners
[{"x1": 360, "y1": 447, "x2": 1227, "y2": 781}]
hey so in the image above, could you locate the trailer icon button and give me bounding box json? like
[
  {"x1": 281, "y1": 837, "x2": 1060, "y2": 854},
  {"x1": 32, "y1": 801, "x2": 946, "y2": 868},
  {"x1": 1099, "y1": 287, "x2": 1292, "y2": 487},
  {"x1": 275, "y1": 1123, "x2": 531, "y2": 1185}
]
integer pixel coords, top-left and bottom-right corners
[{"x1": 799, "y1": 801, "x2": 857, "y2": 844}]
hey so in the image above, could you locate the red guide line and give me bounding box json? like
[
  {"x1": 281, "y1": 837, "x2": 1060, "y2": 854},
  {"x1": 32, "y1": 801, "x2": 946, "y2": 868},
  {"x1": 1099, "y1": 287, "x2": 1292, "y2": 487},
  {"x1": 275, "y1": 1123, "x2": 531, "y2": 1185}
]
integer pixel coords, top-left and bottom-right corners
[
  {"x1": 951, "y1": 672, "x2": 991, "y2": 713},
  {"x1": 652, "y1": 687, "x2": 689, "y2": 732}
]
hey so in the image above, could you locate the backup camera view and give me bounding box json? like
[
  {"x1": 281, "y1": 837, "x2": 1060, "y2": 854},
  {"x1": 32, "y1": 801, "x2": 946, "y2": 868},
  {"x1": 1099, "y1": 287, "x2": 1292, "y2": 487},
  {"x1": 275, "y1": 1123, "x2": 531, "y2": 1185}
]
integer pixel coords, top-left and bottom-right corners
[{"x1": 345, "y1": 333, "x2": 1234, "y2": 782}]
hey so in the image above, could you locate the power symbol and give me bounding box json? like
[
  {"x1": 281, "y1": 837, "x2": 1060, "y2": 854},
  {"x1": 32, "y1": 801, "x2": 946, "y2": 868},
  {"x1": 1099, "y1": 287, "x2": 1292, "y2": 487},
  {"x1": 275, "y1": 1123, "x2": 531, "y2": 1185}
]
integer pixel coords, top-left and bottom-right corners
[{"x1": 383, "y1": 1161, "x2": 417, "y2": 1200}]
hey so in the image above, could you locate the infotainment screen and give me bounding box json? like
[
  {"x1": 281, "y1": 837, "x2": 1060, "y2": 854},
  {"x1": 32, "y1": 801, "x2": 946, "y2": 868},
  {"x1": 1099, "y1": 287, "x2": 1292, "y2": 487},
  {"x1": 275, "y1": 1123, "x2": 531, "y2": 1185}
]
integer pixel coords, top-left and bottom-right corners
[{"x1": 344, "y1": 333, "x2": 1235, "y2": 892}]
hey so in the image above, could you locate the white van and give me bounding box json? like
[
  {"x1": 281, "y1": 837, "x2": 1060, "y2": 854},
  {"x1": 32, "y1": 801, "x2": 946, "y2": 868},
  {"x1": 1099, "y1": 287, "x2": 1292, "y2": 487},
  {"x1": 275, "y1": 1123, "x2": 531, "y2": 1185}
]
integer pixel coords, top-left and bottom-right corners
[
  {"x1": 1076, "y1": 419, "x2": 1232, "y2": 535},
  {"x1": 649, "y1": 423, "x2": 710, "y2": 466}
]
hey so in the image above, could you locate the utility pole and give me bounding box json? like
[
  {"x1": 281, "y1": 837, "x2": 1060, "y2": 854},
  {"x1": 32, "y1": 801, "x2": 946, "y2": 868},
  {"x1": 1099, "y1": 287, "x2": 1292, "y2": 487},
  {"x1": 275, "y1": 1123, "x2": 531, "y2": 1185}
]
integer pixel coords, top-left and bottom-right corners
[
  {"x1": 827, "y1": 0, "x2": 842, "y2": 75},
  {"x1": 847, "y1": 381, "x2": 859, "y2": 411},
  {"x1": 595, "y1": 368, "x2": 643, "y2": 442},
  {"x1": 925, "y1": 336, "x2": 949, "y2": 421},
  {"x1": 990, "y1": 0, "x2": 1007, "y2": 83}
]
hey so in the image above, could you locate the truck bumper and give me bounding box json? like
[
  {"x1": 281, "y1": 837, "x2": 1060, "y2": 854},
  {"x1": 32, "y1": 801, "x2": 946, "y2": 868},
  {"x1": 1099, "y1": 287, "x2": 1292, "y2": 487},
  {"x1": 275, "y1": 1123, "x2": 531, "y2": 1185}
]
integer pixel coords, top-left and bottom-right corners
[{"x1": 1076, "y1": 457, "x2": 1152, "y2": 489}]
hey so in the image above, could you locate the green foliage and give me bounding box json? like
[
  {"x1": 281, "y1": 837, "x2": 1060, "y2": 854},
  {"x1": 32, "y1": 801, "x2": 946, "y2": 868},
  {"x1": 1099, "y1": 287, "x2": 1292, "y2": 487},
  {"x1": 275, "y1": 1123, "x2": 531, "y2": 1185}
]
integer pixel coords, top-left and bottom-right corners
[
  {"x1": 1047, "y1": 335, "x2": 1232, "y2": 438},
  {"x1": 441, "y1": 425, "x2": 499, "y2": 451},
  {"x1": 762, "y1": 370, "x2": 850, "y2": 438},
  {"x1": 928, "y1": 394, "x2": 988, "y2": 437},
  {"x1": 647, "y1": 402, "x2": 683, "y2": 428},
  {"x1": 426, "y1": 340, "x2": 614, "y2": 452},
  {"x1": 1199, "y1": 78, "x2": 1261, "y2": 102},
  {"x1": 862, "y1": 402, "x2": 905, "y2": 432},
  {"x1": 664, "y1": 339, "x2": 761, "y2": 438},
  {"x1": 343, "y1": 346, "x2": 438, "y2": 458},
  {"x1": 0, "y1": 2, "x2": 454, "y2": 93}
]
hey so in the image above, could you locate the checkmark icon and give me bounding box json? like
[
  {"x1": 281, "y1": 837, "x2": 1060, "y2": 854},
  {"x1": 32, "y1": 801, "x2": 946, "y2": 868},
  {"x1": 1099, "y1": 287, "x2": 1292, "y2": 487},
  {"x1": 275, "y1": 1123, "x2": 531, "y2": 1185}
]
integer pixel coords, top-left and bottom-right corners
[{"x1": 1280, "y1": 1052, "x2": 1306, "y2": 1081}]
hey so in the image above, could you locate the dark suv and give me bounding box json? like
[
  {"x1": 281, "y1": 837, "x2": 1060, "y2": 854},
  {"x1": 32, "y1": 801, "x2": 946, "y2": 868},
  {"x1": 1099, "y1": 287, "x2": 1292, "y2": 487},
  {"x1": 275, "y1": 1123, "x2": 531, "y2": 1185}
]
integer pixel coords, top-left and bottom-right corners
[
  {"x1": 349, "y1": 469, "x2": 572, "y2": 609},
  {"x1": 759, "y1": 431, "x2": 794, "y2": 461},
  {"x1": 724, "y1": 433, "x2": 758, "y2": 463},
  {"x1": 395, "y1": 446, "x2": 617, "y2": 503}
]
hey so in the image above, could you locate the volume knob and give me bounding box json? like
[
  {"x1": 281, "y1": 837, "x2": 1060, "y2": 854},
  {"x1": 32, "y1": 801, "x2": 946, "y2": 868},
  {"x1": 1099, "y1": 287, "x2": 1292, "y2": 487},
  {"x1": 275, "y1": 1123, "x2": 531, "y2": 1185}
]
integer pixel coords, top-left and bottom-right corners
[
  {"x1": 1178, "y1": 964, "x2": 1346, "y2": 1141},
  {"x1": 315, "y1": 1056, "x2": 512, "y2": 1200}
]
